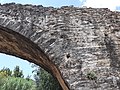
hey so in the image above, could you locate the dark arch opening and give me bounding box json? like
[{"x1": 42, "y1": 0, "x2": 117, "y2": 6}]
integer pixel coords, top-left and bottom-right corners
[{"x1": 0, "y1": 26, "x2": 69, "y2": 90}]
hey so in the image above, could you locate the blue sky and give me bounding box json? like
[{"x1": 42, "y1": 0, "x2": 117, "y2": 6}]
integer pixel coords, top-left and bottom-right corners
[
  {"x1": 0, "y1": 0, "x2": 81, "y2": 7},
  {"x1": 0, "y1": 0, "x2": 120, "y2": 79}
]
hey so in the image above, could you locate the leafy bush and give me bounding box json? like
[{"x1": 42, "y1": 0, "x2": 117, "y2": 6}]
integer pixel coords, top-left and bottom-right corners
[
  {"x1": 0, "y1": 76, "x2": 36, "y2": 90},
  {"x1": 34, "y1": 68, "x2": 62, "y2": 90},
  {"x1": 0, "y1": 67, "x2": 12, "y2": 76},
  {"x1": 87, "y1": 71, "x2": 97, "y2": 80}
]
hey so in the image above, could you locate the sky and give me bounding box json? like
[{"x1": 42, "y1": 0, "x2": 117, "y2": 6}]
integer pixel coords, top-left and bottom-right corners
[
  {"x1": 0, "y1": 53, "x2": 35, "y2": 79},
  {"x1": 0, "y1": 0, "x2": 120, "y2": 79},
  {"x1": 81, "y1": 0, "x2": 120, "y2": 11},
  {"x1": 0, "y1": 0, "x2": 120, "y2": 11}
]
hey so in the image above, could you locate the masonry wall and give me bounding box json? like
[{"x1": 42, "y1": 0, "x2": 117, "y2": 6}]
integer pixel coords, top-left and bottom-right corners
[{"x1": 0, "y1": 3, "x2": 120, "y2": 90}]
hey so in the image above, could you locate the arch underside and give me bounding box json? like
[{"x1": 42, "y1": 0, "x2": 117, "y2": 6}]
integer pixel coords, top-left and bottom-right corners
[{"x1": 0, "y1": 26, "x2": 69, "y2": 90}]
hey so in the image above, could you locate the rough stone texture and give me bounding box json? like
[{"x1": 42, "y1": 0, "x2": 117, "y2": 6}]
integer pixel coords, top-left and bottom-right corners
[{"x1": 0, "y1": 3, "x2": 120, "y2": 90}]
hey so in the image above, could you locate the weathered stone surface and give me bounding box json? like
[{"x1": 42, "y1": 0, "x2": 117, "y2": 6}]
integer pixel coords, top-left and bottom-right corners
[{"x1": 0, "y1": 3, "x2": 120, "y2": 90}]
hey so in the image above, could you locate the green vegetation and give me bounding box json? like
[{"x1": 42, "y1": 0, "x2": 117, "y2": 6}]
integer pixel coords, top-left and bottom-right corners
[
  {"x1": 0, "y1": 77, "x2": 36, "y2": 90},
  {"x1": 0, "y1": 66, "x2": 35, "y2": 90},
  {"x1": 34, "y1": 67, "x2": 62, "y2": 90},
  {"x1": 87, "y1": 71, "x2": 97, "y2": 80},
  {"x1": 0, "y1": 67, "x2": 12, "y2": 76},
  {"x1": 0, "y1": 65, "x2": 61, "y2": 90},
  {"x1": 13, "y1": 66, "x2": 24, "y2": 78}
]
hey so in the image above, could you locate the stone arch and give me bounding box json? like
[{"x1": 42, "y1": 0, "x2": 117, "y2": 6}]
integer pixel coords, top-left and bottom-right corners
[{"x1": 0, "y1": 26, "x2": 69, "y2": 90}]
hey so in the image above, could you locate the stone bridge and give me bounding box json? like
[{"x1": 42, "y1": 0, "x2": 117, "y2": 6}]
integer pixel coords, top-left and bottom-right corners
[{"x1": 0, "y1": 3, "x2": 120, "y2": 90}]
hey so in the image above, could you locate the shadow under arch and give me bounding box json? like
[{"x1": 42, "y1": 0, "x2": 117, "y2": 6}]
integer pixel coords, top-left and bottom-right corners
[{"x1": 0, "y1": 26, "x2": 69, "y2": 90}]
